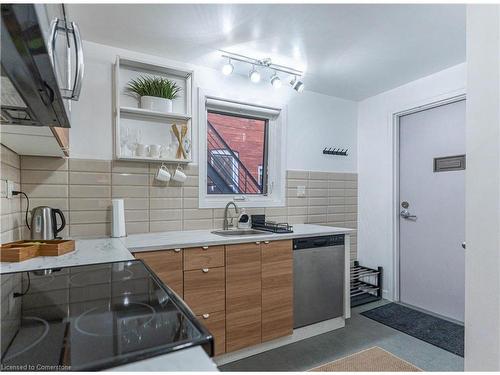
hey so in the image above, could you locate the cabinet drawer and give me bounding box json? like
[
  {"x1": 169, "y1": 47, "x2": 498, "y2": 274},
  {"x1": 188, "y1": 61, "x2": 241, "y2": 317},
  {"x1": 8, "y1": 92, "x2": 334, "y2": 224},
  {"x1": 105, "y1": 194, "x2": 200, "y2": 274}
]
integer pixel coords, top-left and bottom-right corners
[
  {"x1": 134, "y1": 249, "x2": 183, "y2": 297},
  {"x1": 184, "y1": 246, "x2": 224, "y2": 271},
  {"x1": 184, "y1": 267, "x2": 225, "y2": 314},
  {"x1": 197, "y1": 311, "x2": 226, "y2": 356}
]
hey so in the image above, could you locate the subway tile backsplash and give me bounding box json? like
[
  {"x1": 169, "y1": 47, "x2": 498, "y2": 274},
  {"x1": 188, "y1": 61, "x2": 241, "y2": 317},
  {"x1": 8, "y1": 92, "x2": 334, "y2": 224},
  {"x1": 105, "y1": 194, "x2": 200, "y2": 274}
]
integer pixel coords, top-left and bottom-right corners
[{"x1": 0, "y1": 152, "x2": 358, "y2": 260}]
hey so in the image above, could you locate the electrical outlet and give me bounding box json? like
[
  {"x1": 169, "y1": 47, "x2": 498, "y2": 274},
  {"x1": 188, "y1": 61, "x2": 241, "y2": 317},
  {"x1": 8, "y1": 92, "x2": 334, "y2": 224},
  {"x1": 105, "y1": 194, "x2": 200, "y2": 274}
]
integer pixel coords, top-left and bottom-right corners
[
  {"x1": 0, "y1": 180, "x2": 5, "y2": 198},
  {"x1": 296, "y1": 185, "x2": 306, "y2": 198},
  {"x1": 6, "y1": 180, "x2": 14, "y2": 199}
]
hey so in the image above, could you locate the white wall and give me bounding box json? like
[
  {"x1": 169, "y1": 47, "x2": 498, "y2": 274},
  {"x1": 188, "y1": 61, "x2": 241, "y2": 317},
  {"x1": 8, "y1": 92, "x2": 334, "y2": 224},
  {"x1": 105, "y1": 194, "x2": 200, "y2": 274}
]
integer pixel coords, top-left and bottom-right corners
[
  {"x1": 71, "y1": 41, "x2": 357, "y2": 172},
  {"x1": 357, "y1": 63, "x2": 466, "y2": 299},
  {"x1": 464, "y1": 5, "x2": 500, "y2": 370}
]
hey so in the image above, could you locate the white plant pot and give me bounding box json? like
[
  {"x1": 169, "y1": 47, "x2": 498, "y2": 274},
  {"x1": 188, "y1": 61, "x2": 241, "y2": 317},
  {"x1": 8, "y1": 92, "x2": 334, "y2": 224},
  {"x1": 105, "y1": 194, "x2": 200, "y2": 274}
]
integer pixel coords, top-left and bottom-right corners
[{"x1": 140, "y1": 96, "x2": 173, "y2": 113}]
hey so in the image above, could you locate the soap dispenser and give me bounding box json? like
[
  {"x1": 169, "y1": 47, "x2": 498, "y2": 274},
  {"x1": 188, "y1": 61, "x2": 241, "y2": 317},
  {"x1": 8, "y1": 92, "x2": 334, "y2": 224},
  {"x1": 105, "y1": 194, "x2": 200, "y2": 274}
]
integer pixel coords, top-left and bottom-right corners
[{"x1": 237, "y1": 209, "x2": 251, "y2": 229}]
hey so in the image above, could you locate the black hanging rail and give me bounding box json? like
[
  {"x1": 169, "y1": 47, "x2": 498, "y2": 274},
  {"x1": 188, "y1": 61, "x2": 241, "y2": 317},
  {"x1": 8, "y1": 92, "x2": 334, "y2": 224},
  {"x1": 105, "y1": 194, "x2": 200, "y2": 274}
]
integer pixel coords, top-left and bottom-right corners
[{"x1": 323, "y1": 147, "x2": 348, "y2": 156}]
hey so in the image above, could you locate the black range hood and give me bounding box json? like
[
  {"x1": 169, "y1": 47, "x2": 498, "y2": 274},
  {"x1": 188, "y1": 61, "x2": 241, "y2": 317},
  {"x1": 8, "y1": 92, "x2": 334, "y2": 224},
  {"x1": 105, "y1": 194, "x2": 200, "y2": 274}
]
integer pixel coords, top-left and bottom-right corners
[{"x1": 1, "y1": 4, "x2": 83, "y2": 128}]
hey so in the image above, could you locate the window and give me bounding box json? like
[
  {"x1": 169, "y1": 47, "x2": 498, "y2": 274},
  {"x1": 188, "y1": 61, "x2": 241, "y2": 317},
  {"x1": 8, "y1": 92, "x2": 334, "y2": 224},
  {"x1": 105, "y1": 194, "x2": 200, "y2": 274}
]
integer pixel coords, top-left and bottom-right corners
[
  {"x1": 199, "y1": 92, "x2": 286, "y2": 208},
  {"x1": 207, "y1": 112, "x2": 267, "y2": 195}
]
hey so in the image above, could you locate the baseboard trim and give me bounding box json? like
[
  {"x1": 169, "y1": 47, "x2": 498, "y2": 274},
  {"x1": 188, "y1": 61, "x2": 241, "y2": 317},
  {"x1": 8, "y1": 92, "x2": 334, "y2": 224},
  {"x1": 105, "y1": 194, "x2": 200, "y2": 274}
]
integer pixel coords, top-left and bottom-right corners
[{"x1": 214, "y1": 316, "x2": 345, "y2": 366}]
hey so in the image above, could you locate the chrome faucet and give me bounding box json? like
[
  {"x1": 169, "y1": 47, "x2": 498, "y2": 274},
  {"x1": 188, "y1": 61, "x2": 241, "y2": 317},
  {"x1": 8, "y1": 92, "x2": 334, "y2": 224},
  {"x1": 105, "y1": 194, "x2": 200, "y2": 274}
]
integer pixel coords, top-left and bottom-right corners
[{"x1": 223, "y1": 201, "x2": 240, "y2": 230}]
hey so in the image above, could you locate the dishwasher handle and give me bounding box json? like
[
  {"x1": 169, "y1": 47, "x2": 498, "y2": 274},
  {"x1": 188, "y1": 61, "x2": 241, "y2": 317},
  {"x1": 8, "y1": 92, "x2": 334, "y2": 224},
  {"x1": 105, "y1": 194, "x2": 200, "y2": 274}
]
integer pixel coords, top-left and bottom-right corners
[
  {"x1": 313, "y1": 239, "x2": 328, "y2": 247},
  {"x1": 293, "y1": 235, "x2": 344, "y2": 250}
]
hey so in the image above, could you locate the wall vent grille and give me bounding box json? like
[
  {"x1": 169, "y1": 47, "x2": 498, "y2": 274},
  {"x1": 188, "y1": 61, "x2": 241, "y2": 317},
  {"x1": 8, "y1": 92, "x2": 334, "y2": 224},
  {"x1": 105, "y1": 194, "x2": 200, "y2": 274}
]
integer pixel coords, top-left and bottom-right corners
[{"x1": 434, "y1": 155, "x2": 466, "y2": 172}]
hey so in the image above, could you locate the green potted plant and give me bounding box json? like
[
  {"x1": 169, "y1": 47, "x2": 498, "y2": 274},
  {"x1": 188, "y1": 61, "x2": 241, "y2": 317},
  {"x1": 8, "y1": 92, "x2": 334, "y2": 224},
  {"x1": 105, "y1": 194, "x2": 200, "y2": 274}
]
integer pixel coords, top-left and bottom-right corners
[{"x1": 126, "y1": 75, "x2": 181, "y2": 113}]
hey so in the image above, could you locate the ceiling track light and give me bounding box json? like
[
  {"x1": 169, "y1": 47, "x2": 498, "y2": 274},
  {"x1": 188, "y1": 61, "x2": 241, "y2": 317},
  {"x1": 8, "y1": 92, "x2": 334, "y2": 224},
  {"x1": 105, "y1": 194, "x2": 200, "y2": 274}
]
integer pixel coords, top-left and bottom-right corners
[
  {"x1": 290, "y1": 76, "x2": 305, "y2": 93},
  {"x1": 220, "y1": 50, "x2": 305, "y2": 92},
  {"x1": 222, "y1": 58, "x2": 234, "y2": 76},
  {"x1": 270, "y1": 72, "x2": 282, "y2": 89},
  {"x1": 249, "y1": 65, "x2": 261, "y2": 83}
]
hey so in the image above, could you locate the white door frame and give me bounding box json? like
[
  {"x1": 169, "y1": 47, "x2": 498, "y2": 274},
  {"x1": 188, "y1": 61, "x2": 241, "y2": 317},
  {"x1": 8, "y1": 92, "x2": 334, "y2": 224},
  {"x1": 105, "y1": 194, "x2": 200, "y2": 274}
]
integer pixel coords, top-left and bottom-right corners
[{"x1": 391, "y1": 92, "x2": 466, "y2": 302}]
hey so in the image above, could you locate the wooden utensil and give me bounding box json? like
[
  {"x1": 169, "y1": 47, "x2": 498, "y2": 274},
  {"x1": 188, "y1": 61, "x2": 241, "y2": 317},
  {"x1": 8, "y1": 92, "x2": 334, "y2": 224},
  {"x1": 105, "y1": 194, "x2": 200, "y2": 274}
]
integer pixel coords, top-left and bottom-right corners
[
  {"x1": 180, "y1": 124, "x2": 188, "y2": 158},
  {"x1": 171, "y1": 123, "x2": 187, "y2": 159},
  {"x1": 171, "y1": 123, "x2": 182, "y2": 159}
]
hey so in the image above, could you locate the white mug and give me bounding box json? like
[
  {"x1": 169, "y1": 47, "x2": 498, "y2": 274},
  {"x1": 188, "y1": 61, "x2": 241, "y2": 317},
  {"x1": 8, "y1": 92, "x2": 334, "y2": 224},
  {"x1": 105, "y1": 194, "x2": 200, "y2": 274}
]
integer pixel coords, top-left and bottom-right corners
[
  {"x1": 155, "y1": 164, "x2": 171, "y2": 182},
  {"x1": 149, "y1": 144, "x2": 162, "y2": 158},
  {"x1": 171, "y1": 166, "x2": 187, "y2": 183},
  {"x1": 136, "y1": 144, "x2": 148, "y2": 157}
]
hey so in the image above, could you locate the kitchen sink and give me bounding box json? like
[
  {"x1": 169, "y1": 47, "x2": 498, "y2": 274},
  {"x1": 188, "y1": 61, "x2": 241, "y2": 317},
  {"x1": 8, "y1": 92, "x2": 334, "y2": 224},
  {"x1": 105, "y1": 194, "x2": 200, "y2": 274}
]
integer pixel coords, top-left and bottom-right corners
[{"x1": 211, "y1": 229, "x2": 269, "y2": 237}]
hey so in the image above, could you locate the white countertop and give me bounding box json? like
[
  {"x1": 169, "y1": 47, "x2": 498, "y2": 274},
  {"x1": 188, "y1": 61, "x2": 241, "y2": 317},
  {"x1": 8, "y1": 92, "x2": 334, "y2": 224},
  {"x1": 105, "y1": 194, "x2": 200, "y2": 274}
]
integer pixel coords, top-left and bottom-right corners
[
  {"x1": 0, "y1": 238, "x2": 133, "y2": 274},
  {"x1": 108, "y1": 346, "x2": 218, "y2": 372},
  {"x1": 124, "y1": 224, "x2": 354, "y2": 252},
  {"x1": 1, "y1": 225, "x2": 352, "y2": 274}
]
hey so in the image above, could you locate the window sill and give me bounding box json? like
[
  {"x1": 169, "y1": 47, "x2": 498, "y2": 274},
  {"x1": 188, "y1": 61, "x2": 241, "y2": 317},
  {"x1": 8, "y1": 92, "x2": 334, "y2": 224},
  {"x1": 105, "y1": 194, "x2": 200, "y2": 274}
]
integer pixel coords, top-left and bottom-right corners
[{"x1": 198, "y1": 194, "x2": 285, "y2": 209}]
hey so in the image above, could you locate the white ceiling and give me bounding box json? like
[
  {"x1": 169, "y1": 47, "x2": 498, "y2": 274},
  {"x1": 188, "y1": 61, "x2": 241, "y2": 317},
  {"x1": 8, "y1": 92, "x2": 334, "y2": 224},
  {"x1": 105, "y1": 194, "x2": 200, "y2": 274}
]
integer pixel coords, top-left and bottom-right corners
[{"x1": 67, "y1": 4, "x2": 465, "y2": 100}]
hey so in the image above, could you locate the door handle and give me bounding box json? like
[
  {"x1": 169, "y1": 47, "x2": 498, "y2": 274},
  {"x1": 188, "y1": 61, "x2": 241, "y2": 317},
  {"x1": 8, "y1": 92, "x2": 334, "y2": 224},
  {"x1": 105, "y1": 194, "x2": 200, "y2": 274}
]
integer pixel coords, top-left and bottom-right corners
[
  {"x1": 400, "y1": 209, "x2": 417, "y2": 220},
  {"x1": 462, "y1": 242, "x2": 466, "y2": 249}
]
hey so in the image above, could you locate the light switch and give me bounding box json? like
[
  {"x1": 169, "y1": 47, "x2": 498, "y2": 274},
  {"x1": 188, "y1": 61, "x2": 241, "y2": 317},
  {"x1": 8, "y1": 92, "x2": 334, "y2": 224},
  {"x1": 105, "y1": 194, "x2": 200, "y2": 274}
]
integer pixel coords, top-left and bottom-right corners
[
  {"x1": 296, "y1": 185, "x2": 306, "y2": 198},
  {"x1": 6, "y1": 180, "x2": 14, "y2": 199}
]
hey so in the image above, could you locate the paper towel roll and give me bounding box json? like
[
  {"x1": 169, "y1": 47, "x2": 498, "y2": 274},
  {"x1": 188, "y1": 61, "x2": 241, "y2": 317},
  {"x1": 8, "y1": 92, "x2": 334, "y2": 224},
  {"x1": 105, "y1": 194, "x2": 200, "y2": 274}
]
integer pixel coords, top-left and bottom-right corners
[{"x1": 111, "y1": 199, "x2": 126, "y2": 238}]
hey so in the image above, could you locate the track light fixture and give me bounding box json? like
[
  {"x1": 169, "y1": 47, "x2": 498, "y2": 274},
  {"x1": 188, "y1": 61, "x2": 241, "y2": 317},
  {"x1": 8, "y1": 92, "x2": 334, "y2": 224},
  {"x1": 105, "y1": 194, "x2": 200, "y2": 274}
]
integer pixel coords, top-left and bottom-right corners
[
  {"x1": 249, "y1": 65, "x2": 261, "y2": 83},
  {"x1": 222, "y1": 58, "x2": 234, "y2": 75},
  {"x1": 290, "y1": 76, "x2": 305, "y2": 92},
  {"x1": 270, "y1": 72, "x2": 282, "y2": 89},
  {"x1": 220, "y1": 51, "x2": 304, "y2": 92}
]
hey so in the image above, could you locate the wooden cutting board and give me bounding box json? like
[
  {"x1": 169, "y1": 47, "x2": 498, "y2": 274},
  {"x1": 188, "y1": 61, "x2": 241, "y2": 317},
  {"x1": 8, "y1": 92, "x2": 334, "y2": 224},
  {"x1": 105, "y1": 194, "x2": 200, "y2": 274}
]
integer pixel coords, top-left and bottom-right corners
[{"x1": 0, "y1": 240, "x2": 75, "y2": 262}]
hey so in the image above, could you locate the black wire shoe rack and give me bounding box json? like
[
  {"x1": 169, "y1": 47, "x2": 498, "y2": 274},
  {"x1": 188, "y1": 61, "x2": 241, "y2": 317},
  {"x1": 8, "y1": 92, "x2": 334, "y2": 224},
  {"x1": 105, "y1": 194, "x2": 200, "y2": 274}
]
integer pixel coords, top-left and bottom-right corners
[{"x1": 350, "y1": 261, "x2": 383, "y2": 307}]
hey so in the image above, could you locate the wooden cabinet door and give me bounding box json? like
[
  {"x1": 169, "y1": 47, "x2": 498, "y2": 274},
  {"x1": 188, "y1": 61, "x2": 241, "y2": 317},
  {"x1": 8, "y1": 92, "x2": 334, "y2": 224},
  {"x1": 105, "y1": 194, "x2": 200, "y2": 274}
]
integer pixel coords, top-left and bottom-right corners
[
  {"x1": 134, "y1": 249, "x2": 183, "y2": 297},
  {"x1": 225, "y1": 242, "x2": 262, "y2": 352},
  {"x1": 261, "y1": 240, "x2": 293, "y2": 342},
  {"x1": 197, "y1": 311, "x2": 226, "y2": 356},
  {"x1": 184, "y1": 267, "x2": 225, "y2": 314}
]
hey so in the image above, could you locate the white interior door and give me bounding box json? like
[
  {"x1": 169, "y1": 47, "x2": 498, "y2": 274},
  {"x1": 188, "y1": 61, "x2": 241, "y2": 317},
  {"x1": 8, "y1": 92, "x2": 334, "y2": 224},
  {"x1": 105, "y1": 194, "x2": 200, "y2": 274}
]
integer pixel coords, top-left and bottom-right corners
[{"x1": 399, "y1": 99, "x2": 465, "y2": 322}]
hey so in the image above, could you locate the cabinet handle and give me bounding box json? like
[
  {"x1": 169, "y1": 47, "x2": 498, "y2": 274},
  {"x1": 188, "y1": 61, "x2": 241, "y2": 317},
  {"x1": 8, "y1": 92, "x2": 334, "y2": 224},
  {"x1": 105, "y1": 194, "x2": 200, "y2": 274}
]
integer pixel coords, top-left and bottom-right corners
[
  {"x1": 202, "y1": 246, "x2": 209, "y2": 250},
  {"x1": 174, "y1": 248, "x2": 181, "y2": 253},
  {"x1": 47, "y1": 18, "x2": 84, "y2": 101},
  {"x1": 202, "y1": 313, "x2": 210, "y2": 319},
  {"x1": 264, "y1": 241, "x2": 270, "y2": 244},
  {"x1": 70, "y1": 21, "x2": 84, "y2": 101},
  {"x1": 202, "y1": 268, "x2": 209, "y2": 273}
]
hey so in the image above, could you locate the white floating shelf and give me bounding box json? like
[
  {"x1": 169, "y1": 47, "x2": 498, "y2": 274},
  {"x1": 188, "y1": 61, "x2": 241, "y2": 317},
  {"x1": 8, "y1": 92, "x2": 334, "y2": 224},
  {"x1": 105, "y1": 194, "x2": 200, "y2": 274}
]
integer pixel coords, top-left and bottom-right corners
[
  {"x1": 120, "y1": 106, "x2": 191, "y2": 121},
  {"x1": 118, "y1": 155, "x2": 192, "y2": 164},
  {"x1": 113, "y1": 56, "x2": 193, "y2": 164}
]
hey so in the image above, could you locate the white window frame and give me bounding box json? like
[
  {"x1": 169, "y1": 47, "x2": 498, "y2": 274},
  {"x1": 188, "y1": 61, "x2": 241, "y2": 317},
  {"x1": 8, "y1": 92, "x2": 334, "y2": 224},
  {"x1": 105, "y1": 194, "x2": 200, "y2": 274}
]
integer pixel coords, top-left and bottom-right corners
[{"x1": 198, "y1": 89, "x2": 287, "y2": 208}]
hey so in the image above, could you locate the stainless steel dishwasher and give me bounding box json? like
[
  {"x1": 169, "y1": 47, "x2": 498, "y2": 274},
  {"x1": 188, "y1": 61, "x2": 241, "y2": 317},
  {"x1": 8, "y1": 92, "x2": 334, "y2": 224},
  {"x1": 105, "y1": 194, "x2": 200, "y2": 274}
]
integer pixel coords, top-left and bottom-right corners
[{"x1": 293, "y1": 234, "x2": 345, "y2": 328}]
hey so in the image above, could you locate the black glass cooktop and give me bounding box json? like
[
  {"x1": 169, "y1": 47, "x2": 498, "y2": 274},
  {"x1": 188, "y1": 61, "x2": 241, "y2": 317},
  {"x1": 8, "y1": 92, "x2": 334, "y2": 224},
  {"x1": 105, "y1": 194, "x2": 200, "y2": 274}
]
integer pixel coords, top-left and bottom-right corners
[{"x1": 0, "y1": 260, "x2": 213, "y2": 371}]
